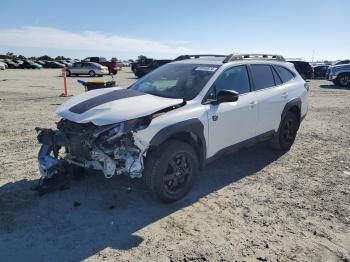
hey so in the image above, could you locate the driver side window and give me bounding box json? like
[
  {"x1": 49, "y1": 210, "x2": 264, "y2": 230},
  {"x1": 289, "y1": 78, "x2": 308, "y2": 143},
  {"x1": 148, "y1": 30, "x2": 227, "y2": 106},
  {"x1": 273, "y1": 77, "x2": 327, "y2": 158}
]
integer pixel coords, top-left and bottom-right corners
[{"x1": 215, "y1": 65, "x2": 251, "y2": 95}]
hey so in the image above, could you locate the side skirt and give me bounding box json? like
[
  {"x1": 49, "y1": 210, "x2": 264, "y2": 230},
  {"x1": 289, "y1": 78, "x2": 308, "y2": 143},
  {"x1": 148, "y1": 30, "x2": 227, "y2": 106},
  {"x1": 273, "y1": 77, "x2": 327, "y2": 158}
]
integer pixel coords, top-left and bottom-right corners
[{"x1": 205, "y1": 130, "x2": 275, "y2": 165}]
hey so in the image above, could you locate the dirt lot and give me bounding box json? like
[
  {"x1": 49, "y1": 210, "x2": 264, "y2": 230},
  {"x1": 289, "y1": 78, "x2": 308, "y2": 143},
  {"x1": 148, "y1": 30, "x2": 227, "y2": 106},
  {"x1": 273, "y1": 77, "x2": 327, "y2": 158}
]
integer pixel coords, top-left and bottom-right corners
[{"x1": 0, "y1": 69, "x2": 349, "y2": 262}]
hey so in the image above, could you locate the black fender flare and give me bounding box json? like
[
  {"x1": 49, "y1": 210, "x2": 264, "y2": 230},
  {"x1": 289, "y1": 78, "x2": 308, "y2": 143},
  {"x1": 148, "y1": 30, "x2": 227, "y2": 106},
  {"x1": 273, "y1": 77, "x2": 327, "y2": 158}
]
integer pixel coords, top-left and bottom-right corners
[
  {"x1": 280, "y1": 98, "x2": 301, "y2": 128},
  {"x1": 149, "y1": 119, "x2": 206, "y2": 168}
]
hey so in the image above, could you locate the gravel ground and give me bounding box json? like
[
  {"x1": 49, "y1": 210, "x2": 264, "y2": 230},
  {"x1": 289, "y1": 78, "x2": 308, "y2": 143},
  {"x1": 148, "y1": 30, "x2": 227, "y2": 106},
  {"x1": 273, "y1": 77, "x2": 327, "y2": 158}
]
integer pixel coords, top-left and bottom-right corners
[{"x1": 0, "y1": 69, "x2": 349, "y2": 262}]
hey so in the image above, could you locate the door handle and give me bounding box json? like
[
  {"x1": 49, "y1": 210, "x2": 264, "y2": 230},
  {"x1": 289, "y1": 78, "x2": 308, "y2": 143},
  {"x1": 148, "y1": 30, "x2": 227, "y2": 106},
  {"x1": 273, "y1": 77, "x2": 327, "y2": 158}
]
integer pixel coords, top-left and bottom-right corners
[
  {"x1": 281, "y1": 92, "x2": 288, "y2": 98},
  {"x1": 249, "y1": 101, "x2": 258, "y2": 108}
]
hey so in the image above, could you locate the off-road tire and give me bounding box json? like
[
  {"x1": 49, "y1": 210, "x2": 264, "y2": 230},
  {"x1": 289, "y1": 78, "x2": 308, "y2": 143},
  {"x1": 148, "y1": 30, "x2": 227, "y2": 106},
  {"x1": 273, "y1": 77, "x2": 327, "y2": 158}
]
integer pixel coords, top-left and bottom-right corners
[
  {"x1": 144, "y1": 140, "x2": 199, "y2": 203},
  {"x1": 270, "y1": 111, "x2": 299, "y2": 150}
]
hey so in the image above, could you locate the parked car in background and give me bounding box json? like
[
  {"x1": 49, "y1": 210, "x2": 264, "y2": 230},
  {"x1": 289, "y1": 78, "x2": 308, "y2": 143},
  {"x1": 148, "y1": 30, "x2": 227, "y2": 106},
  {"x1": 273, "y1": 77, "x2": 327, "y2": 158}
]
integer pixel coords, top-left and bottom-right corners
[
  {"x1": 0, "y1": 62, "x2": 6, "y2": 70},
  {"x1": 66, "y1": 62, "x2": 109, "y2": 77},
  {"x1": 326, "y1": 64, "x2": 350, "y2": 87},
  {"x1": 287, "y1": 61, "x2": 314, "y2": 79},
  {"x1": 4, "y1": 59, "x2": 20, "y2": 68},
  {"x1": 134, "y1": 59, "x2": 172, "y2": 78},
  {"x1": 57, "y1": 60, "x2": 72, "y2": 67},
  {"x1": 82, "y1": 57, "x2": 121, "y2": 75},
  {"x1": 20, "y1": 60, "x2": 43, "y2": 69},
  {"x1": 131, "y1": 58, "x2": 154, "y2": 72},
  {"x1": 121, "y1": 61, "x2": 131, "y2": 67},
  {"x1": 13, "y1": 59, "x2": 24, "y2": 65},
  {"x1": 35, "y1": 60, "x2": 47, "y2": 67},
  {"x1": 313, "y1": 65, "x2": 329, "y2": 79},
  {"x1": 0, "y1": 59, "x2": 9, "y2": 69},
  {"x1": 44, "y1": 61, "x2": 65, "y2": 68},
  {"x1": 334, "y1": 60, "x2": 350, "y2": 65}
]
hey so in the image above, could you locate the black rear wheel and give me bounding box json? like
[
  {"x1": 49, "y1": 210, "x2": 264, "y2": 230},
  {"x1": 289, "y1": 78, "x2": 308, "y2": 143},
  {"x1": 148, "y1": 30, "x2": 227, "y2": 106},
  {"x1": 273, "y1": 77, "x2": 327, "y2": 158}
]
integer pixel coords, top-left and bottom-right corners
[
  {"x1": 335, "y1": 73, "x2": 350, "y2": 87},
  {"x1": 271, "y1": 111, "x2": 299, "y2": 150},
  {"x1": 89, "y1": 70, "x2": 96, "y2": 77},
  {"x1": 144, "y1": 140, "x2": 198, "y2": 203}
]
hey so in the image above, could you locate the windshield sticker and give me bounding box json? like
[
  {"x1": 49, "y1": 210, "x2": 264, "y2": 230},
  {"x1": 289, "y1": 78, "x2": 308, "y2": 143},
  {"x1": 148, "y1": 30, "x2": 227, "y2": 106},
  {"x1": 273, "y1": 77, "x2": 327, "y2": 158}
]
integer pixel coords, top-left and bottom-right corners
[{"x1": 195, "y1": 66, "x2": 218, "y2": 72}]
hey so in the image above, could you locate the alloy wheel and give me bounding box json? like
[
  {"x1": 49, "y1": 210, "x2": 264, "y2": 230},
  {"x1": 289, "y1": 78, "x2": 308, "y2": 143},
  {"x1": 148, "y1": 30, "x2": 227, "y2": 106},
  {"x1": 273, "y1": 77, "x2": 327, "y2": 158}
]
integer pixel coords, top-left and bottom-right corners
[{"x1": 163, "y1": 152, "x2": 193, "y2": 195}]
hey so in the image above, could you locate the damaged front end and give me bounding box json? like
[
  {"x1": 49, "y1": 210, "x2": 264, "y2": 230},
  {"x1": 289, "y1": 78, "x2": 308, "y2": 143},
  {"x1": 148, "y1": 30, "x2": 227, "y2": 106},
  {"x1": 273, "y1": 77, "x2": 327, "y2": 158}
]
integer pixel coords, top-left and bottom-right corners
[{"x1": 36, "y1": 117, "x2": 151, "y2": 186}]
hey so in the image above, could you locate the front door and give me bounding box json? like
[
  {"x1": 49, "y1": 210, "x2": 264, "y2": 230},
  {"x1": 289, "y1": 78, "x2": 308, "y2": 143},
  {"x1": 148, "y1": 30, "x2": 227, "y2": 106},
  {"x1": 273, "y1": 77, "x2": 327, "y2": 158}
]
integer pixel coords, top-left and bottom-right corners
[{"x1": 206, "y1": 65, "x2": 258, "y2": 158}]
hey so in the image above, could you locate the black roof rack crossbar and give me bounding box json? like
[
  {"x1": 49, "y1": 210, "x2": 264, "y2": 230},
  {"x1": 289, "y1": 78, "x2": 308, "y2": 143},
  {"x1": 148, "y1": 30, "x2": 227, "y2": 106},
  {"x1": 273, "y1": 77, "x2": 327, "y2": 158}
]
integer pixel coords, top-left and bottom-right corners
[
  {"x1": 223, "y1": 53, "x2": 285, "y2": 63},
  {"x1": 174, "y1": 54, "x2": 227, "y2": 61}
]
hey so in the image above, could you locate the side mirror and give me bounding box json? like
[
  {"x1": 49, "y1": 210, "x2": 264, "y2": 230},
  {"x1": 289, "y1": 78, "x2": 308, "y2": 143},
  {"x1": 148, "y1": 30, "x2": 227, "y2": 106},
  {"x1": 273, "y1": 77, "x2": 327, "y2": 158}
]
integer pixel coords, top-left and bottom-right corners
[{"x1": 216, "y1": 90, "x2": 239, "y2": 104}]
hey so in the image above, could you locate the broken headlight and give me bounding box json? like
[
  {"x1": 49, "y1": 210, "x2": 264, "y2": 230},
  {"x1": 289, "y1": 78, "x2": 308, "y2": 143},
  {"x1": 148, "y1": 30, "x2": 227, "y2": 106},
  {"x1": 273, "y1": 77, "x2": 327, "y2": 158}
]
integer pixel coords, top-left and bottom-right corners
[{"x1": 97, "y1": 117, "x2": 151, "y2": 143}]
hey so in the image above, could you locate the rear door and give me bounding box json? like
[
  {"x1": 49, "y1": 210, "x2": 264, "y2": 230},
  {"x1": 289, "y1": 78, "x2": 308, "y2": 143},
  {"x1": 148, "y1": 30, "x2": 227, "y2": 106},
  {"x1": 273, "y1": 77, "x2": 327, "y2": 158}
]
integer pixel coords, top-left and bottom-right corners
[
  {"x1": 251, "y1": 64, "x2": 288, "y2": 134},
  {"x1": 72, "y1": 63, "x2": 83, "y2": 74},
  {"x1": 81, "y1": 62, "x2": 91, "y2": 74}
]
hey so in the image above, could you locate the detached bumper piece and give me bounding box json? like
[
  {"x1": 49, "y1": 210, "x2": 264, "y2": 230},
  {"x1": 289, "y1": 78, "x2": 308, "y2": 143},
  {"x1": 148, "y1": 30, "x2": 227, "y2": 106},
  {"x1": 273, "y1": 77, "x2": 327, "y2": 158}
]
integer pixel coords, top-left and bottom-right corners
[
  {"x1": 35, "y1": 128, "x2": 71, "y2": 195},
  {"x1": 77, "y1": 79, "x2": 116, "y2": 91}
]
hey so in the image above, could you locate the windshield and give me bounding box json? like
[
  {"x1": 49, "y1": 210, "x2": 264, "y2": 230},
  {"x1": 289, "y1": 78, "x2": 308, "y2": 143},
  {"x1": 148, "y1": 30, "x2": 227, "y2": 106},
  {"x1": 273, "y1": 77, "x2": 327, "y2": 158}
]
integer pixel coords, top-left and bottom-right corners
[{"x1": 129, "y1": 63, "x2": 219, "y2": 100}]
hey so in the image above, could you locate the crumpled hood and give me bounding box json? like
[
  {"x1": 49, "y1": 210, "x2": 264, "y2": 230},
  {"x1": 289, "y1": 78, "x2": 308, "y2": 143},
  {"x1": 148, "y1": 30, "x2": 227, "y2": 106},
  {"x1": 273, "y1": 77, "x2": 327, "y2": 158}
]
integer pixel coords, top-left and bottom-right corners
[{"x1": 56, "y1": 87, "x2": 183, "y2": 126}]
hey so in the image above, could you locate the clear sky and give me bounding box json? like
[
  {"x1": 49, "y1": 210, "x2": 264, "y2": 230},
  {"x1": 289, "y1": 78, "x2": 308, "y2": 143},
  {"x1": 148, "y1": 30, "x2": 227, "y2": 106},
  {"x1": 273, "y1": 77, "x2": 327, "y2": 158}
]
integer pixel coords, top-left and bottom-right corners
[{"x1": 0, "y1": 0, "x2": 349, "y2": 61}]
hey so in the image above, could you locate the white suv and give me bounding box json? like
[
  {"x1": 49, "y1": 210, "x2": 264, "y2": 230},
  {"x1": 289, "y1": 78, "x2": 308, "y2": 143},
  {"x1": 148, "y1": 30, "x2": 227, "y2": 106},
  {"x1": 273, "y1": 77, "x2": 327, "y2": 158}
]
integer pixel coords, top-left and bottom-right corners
[{"x1": 36, "y1": 54, "x2": 308, "y2": 202}]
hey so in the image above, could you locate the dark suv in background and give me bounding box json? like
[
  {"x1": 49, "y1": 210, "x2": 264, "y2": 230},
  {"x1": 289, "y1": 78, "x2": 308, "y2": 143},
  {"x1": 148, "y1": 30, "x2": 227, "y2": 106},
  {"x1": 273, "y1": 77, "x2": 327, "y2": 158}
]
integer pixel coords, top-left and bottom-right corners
[
  {"x1": 335, "y1": 60, "x2": 350, "y2": 65},
  {"x1": 134, "y1": 59, "x2": 172, "y2": 78},
  {"x1": 131, "y1": 58, "x2": 154, "y2": 73},
  {"x1": 287, "y1": 61, "x2": 314, "y2": 79},
  {"x1": 313, "y1": 65, "x2": 329, "y2": 79}
]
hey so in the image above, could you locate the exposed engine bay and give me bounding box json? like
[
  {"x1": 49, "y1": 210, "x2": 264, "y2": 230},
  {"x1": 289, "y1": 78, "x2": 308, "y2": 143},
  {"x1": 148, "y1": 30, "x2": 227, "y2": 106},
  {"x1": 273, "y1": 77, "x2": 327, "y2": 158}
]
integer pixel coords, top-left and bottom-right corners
[{"x1": 36, "y1": 117, "x2": 151, "y2": 185}]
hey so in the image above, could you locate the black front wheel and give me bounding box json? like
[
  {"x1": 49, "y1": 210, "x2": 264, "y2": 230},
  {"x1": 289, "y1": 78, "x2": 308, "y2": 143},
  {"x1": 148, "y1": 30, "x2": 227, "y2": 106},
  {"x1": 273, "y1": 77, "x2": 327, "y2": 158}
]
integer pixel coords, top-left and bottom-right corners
[{"x1": 144, "y1": 140, "x2": 199, "y2": 203}]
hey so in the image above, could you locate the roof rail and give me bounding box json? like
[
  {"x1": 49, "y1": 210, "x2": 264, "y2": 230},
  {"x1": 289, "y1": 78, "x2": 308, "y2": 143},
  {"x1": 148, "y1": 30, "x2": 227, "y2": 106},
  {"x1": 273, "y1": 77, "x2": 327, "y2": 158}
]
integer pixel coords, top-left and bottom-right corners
[
  {"x1": 174, "y1": 54, "x2": 227, "y2": 61},
  {"x1": 223, "y1": 53, "x2": 285, "y2": 63}
]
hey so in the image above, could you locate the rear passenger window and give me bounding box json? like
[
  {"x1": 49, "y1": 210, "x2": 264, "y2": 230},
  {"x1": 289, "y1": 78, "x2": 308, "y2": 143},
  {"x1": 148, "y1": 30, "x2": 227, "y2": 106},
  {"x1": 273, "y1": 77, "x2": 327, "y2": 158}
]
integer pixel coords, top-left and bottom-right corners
[
  {"x1": 250, "y1": 65, "x2": 275, "y2": 90},
  {"x1": 272, "y1": 67, "x2": 282, "y2": 85},
  {"x1": 274, "y1": 66, "x2": 294, "y2": 83}
]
